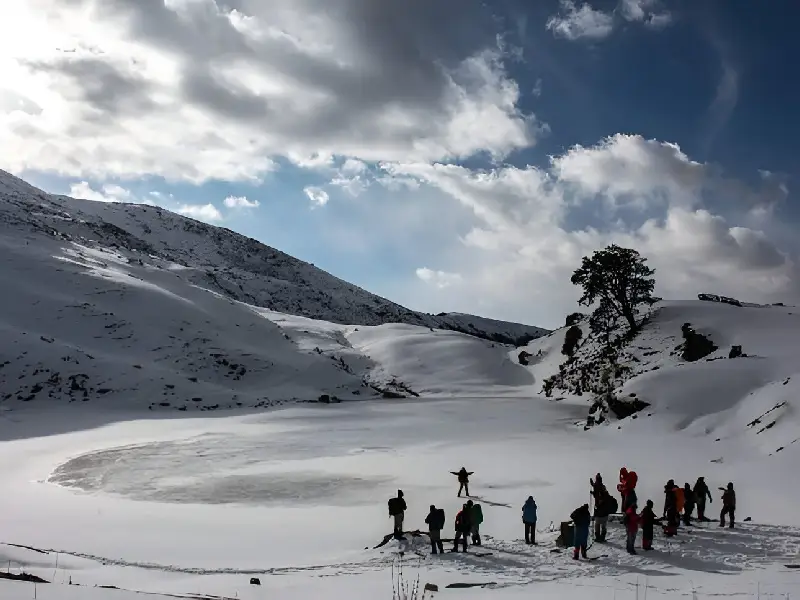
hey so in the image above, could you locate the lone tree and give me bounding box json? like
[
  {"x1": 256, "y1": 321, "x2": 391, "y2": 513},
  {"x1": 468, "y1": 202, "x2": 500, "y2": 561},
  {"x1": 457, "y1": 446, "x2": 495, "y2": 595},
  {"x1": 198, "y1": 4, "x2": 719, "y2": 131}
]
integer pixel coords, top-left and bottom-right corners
[{"x1": 571, "y1": 245, "x2": 656, "y2": 333}]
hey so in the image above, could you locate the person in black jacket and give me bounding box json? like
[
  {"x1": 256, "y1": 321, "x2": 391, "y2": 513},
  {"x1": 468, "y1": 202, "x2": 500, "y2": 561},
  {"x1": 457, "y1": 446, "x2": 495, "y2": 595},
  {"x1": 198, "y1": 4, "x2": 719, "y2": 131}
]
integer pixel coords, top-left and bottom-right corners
[
  {"x1": 593, "y1": 490, "x2": 613, "y2": 542},
  {"x1": 453, "y1": 467, "x2": 473, "y2": 497},
  {"x1": 570, "y1": 503, "x2": 591, "y2": 560},
  {"x1": 663, "y1": 480, "x2": 678, "y2": 537},
  {"x1": 720, "y1": 482, "x2": 736, "y2": 528},
  {"x1": 683, "y1": 483, "x2": 696, "y2": 525},
  {"x1": 641, "y1": 500, "x2": 656, "y2": 550},
  {"x1": 452, "y1": 501, "x2": 473, "y2": 552},
  {"x1": 425, "y1": 505, "x2": 445, "y2": 554},
  {"x1": 388, "y1": 490, "x2": 407, "y2": 539},
  {"x1": 694, "y1": 477, "x2": 712, "y2": 521}
]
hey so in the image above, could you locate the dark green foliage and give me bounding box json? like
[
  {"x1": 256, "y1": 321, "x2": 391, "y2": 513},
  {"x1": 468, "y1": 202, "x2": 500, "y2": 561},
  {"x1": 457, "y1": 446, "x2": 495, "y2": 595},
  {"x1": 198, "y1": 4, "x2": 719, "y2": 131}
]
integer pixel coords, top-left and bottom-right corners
[
  {"x1": 561, "y1": 325, "x2": 583, "y2": 356},
  {"x1": 565, "y1": 312, "x2": 586, "y2": 327},
  {"x1": 571, "y1": 245, "x2": 656, "y2": 333}
]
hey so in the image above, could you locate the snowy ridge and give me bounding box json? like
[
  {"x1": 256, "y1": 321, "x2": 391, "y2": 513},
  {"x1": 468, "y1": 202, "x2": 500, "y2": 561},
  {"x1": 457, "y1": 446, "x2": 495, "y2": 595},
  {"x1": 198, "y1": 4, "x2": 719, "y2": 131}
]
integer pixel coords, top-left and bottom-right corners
[
  {"x1": 520, "y1": 300, "x2": 800, "y2": 455},
  {"x1": 0, "y1": 170, "x2": 544, "y2": 412},
  {"x1": 0, "y1": 170, "x2": 546, "y2": 344}
]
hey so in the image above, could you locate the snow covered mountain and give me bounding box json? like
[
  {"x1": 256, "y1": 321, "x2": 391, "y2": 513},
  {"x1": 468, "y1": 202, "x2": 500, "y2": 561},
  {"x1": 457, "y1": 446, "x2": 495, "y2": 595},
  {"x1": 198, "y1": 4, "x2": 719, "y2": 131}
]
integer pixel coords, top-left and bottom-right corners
[
  {"x1": 0, "y1": 170, "x2": 543, "y2": 412},
  {"x1": 0, "y1": 170, "x2": 546, "y2": 345}
]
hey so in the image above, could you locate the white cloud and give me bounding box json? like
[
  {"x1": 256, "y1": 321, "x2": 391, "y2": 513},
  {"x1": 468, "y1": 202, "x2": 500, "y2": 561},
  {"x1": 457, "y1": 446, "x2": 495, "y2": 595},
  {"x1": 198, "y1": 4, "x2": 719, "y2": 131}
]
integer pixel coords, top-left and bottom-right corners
[
  {"x1": 0, "y1": 2, "x2": 538, "y2": 183},
  {"x1": 68, "y1": 181, "x2": 133, "y2": 203},
  {"x1": 546, "y1": 1, "x2": 614, "y2": 41},
  {"x1": 416, "y1": 268, "x2": 463, "y2": 289},
  {"x1": 546, "y1": 0, "x2": 672, "y2": 42},
  {"x1": 383, "y1": 134, "x2": 795, "y2": 327},
  {"x1": 620, "y1": 0, "x2": 672, "y2": 27},
  {"x1": 223, "y1": 195, "x2": 260, "y2": 209},
  {"x1": 176, "y1": 203, "x2": 224, "y2": 223},
  {"x1": 304, "y1": 186, "x2": 329, "y2": 207}
]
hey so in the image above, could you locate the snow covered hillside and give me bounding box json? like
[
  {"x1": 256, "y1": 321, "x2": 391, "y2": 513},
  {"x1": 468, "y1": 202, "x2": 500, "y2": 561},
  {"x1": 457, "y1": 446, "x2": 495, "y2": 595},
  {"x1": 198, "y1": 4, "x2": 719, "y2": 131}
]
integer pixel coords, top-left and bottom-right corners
[
  {"x1": 0, "y1": 170, "x2": 546, "y2": 345},
  {"x1": 520, "y1": 299, "x2": 800, "y2": 456},
  {"x1": 0, "y1": 170, "x2": 543, "y2": 413}
]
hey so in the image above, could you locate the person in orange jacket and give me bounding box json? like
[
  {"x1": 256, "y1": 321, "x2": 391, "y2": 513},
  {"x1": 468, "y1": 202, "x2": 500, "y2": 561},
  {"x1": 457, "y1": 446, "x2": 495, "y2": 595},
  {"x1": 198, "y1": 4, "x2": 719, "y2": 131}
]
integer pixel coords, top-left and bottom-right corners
[{"x1": 674, "y1": 484, "x2": 685, "y2": 519}]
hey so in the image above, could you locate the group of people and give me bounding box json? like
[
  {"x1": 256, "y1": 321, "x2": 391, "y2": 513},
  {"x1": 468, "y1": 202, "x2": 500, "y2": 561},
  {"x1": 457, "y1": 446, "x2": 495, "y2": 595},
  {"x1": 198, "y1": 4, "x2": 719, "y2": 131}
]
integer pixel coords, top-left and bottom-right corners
[
  {"x1": 386, "y1": 466, "x2": 738, "y2": 560},
  {"x1": 584, "y1": 470, "x2": 738, "y2": 558}
]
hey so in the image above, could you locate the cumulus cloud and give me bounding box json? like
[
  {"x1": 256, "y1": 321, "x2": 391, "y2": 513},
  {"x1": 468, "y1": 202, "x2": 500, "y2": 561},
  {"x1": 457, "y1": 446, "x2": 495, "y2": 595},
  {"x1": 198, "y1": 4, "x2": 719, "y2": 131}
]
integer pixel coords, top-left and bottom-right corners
[
  {"x1": 546, "y1": 0, "x2": 672, "y2": 42},
  {"x1": 546, "y1": 1, "x2": 614, "y2": 40},
  {"x1": 0, "y1": 0, "x2": 538, "y2": 183},
  {"x1": 224, "y1": 195, "x2": 260, "y2": 209},
  {"x1": 416, "y1": 268, "x2": 463, "y2": 289},
  {"x1": 304, "y1": 186, "x2": 329, "y2": 207},
  {"x1": 619, "y1": 0, "x2": 672, "y2": 27},
  {"x1": 69, "y1": 181, "x2": 134, "y2": 203},
  {"x1": 382, "y1": 134, "x2": 795, "y2": 326},
  {"x1": 177, "y1": 203, "x2": 224, "y2": 222}
]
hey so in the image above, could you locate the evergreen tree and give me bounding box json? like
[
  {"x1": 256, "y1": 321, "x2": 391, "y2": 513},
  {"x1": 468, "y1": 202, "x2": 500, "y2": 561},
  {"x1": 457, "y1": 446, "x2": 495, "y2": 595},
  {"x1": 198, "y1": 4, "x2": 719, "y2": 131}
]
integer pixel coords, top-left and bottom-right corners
[{"x1": 570, "y1": 245, "x2": 656, "y2": 333}]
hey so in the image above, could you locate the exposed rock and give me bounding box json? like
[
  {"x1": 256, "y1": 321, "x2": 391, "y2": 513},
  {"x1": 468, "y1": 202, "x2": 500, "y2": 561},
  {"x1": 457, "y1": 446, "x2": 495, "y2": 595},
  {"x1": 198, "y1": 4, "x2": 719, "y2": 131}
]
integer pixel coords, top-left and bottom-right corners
[
  {"x1": 607, "y1": 395, "x2": 650, "y2": 419},
  {"x1": 729, "y1": 345, "x2": 743, "y2": 359},
  {"x1": 681, "y1": 323, "x2": 717, "y2": 362},
  {"x1": 518, "y1": 350, "x2": 532, "y2": 365}
]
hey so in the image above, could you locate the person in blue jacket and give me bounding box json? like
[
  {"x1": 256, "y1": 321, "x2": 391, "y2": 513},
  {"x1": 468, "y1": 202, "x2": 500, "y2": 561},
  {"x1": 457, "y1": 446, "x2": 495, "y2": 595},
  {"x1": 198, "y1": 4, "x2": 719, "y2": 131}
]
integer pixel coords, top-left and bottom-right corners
[
  {"x1": 522, "y1": 496, "x2": 538, "y2": 545},
  {"x1": 571, "y1": 503, "x2": 591, "y2": 560}
]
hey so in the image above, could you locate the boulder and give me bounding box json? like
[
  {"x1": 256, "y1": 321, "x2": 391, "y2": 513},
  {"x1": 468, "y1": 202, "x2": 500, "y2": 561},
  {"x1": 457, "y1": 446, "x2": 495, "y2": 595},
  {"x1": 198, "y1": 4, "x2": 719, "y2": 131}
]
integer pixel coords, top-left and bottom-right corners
[{"x1": 729, "y1": 345, "x2": 743, "y2": 359}]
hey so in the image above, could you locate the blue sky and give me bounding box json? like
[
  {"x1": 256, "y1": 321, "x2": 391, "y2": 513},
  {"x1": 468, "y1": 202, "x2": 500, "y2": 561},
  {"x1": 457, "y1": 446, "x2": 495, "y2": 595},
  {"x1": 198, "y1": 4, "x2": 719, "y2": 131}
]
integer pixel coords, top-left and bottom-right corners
[{"x1": 1, "y1": 0, "x2": 798, "y2": 328}]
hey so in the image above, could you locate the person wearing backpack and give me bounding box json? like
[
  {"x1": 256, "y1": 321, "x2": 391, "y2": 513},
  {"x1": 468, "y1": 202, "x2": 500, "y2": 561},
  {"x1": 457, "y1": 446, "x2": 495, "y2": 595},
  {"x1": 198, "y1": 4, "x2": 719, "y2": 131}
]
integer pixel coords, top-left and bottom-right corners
[
  {"x1": 470, "y1": 502, "x2": 484, "y2": 546},
  {"x1": 425, "y1": 504, "x2": 445, "y2": 554},
  {"x1": 522, "y1": 496, "x2": 538, "y2": 545},
  {"x1": 593, "y1": 489, "x2": 615, "y2": 542},
  {"x1": 388, "y1": 490, "x2": 407, "y2": 539},
  {"x1": 694, "y1": 477, "x2": 713, "y2": 521}
]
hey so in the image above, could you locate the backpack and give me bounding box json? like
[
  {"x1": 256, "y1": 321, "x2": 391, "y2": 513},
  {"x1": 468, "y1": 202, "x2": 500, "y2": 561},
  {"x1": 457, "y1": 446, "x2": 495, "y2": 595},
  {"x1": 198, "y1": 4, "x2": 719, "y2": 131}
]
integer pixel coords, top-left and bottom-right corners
[
  {"x1": 608, "y1": 496, "x2": 619, "y2": 515},
  {"x1": 388, "y1": 497, "x2": 403, "y2": 516}
]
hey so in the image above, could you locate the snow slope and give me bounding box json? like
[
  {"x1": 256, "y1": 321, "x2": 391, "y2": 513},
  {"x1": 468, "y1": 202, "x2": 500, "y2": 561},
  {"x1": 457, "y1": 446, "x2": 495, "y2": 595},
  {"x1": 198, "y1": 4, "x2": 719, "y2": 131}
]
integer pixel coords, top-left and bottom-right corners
[
  {"x1": 0, "y1": 170, "x2": 547, "y2": 344},
  {"x1": 0, "y1": 170, "x2": 547, "y2": 413},
  {"x1": 520, "y1": 300, "x2": 800, "y2": 457}
]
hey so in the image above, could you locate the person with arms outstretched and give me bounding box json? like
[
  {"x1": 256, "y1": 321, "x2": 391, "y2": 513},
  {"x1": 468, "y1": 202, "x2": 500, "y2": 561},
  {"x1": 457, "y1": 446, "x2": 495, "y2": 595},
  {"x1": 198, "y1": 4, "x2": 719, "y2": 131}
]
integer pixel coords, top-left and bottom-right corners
[{"x1": 452, "y1": 467, "x2": 473, "y2": 497}]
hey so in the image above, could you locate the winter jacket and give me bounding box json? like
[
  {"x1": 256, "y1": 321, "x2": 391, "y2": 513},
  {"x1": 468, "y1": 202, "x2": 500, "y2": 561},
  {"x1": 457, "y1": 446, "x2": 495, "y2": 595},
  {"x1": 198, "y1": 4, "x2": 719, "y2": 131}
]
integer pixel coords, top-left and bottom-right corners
[
  {"x1": 675, "y1": 487, "x2": 685, "y2": 513},
  {"x1": 722, "y1": 488, "x2": 736, "y2": 509},
  {"x1": 388, "y1": 496, "x2": 407, "y2": 516},
  {"x1": 624, "y1": 506, "x2": 641, "y2": 533},
  {"x1": 425, "y1": 508, "x2": 445, "y2": 531},
  {"x1": 471, "y1": 504, "x2": 484, "y2": 526},
  {"x1": 694, "y1": 479, "x2": 712, "y2": 503},
  {"x1": 455, "y1": 509, "x2": 472, "y2": 533},
  {"x1": 457, "y1": 469, "x2": 471, "y2": 483},
  {"x1": 640, "y1": 506, "x2": 656, "y2": 537},
  {"x1": 594, "y1": 493, "x2": 612, "y2": 518},
  {"x1": 664, "y1": 484, "x2": 676, "y2": 516},
  {"x1": 683, "y1": 487, "x2": 696, "y2": 509},
  {"x1": 570, "y1": 505, "x2": 591, "y2": 529},
  {"x1": 623, "y1": 489, "x2": 638, "y2": 511},
  {"x1": 522, "y1": 498, "x2": 538, "y2": 523}
]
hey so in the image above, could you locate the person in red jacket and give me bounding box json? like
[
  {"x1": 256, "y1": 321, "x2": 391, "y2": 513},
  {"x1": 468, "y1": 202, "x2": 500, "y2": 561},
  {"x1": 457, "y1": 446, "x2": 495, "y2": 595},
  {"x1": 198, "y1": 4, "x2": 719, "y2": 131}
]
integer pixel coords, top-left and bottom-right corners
[{"x1": 624, "y1": 502, "x2": 640, "y2": 555}]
